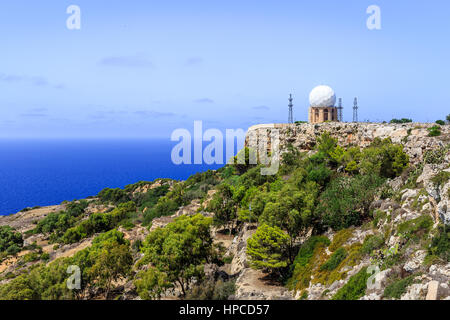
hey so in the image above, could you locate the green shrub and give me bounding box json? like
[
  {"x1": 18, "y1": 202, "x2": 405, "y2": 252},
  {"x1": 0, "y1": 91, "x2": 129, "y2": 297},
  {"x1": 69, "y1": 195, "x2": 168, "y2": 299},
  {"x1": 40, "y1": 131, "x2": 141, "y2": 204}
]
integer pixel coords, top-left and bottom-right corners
[
  {"x1": 61, "y1": 202, "x2": 136, "y2": 244},
  {"x1": 22, "y1": 252, "x2": 40, "y2": 263},
  {"x1": 359, "y1": 138, "x2": 409, "y2": 179},
  {"x1": 98, "y1": 188, "x2": 129, "y2": 204},
  {"x1": 0, "y1": 229, "x2": 132, "y2": 300},
  {"x1": 390, "y1": 118, "x2": 412, "y2": 124},
  {"x1": 0, "y1": 226, "x2": 23, "y2": 255},
  {"x1": 427, "y1": 126, "x2": 441, "y2": 137},
  {"x1": 372, "y1": 210, "x2": 387, "y2": 228},
  {"x1": 360, "y1": 234, "x2": 384, "y2": 255},
  {"x1": 0, "y1": 259, "x2": 74, "y2": 300},
  {"x1": 329, "y1": 228, "x2": 353, "y2": 252},
  {"x1": 40, "y1": 252, "x2": 50, "y2": 261},
  {"x1": 379, "y1": 184, "x2": 394, "y2": 200},
  {"x1": 299, "y1": 291, "x2": 308, "y2": 300},
  {"x1": 383, "y1": 275, "x2": 415, "y2": 299},
  {"x1": 431, "y1": 171, "x2": 450, "y2": 188},
  {"x1": 320, "y1": 248, "x2": 347, "y2": 271},
  {"x1": 317, "y1": 174, "x2": 385, "y2": 230},
  {"x1": 436, "y1": 120, "x2": 445, "y2": 126},
  {"x1": 428, "y1": 225, "x2": 450, "y2": 262},
  {"x1": 134, "y1": 184, "x2": 170, "y2": 210},
  {"x1": 292, "y1": 236, "x2": 331, "y2": 268},
  {"x1": 288, "y1": 236, "x2": 331, "y2": 290},
  {"x1": 65, "y1": 200, "x2": 89, "y2": 217},
  {"x1": 332, "y1": 267, "x2": 370, "y2": 300},
  {"x1": 424, "y1": 145, "x2": 449, "y2": 164},
  {"x1": 397, "y1": 215, "x2": 433, "y2": 241},
  {"x1": 306, "y1": 163, "x2": 332, "y2": 187},
  {"x1": 134, "y1": 267, "x2": 172, "y2": 300},
  {"x1": 185, "y1": 279, "x2": 236, "y2": 300},
  {"x1": 33, "y1": 200, "x2": 88, "y2": 237}
]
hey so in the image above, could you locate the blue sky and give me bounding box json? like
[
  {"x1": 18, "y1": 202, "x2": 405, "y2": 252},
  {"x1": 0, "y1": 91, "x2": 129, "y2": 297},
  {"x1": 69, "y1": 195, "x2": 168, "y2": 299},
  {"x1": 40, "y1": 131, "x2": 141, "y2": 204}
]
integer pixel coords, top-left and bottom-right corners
[{"x1": 0, "y1": 0, "x2": 449, "y2": 138}]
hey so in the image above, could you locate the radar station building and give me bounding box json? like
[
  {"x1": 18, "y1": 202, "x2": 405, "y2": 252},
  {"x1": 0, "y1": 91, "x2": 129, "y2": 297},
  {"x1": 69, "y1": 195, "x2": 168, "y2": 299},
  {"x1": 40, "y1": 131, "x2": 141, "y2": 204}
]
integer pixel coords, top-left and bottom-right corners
[{"x1": 308, "y1": 85, "x2": 339, "y2": 124}]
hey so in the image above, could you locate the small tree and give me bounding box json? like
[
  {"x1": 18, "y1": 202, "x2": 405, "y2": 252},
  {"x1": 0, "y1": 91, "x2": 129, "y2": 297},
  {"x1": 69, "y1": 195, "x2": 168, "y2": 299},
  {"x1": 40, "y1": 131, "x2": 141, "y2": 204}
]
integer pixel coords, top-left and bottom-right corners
[
  {"x1": 446, "y1": 114, "x2": 450, "y2": 124},
  {"x1": 208, "y1": 184, "x2": 238, "y2": 233},
  {"x1": 134, "y1": 268, "x2": 172, "y2": 300},
  {"x1": 0, "y1": 226, "x2": 23, "y2": 255},
  {"x1": 247, "y1": 224, "x2": 290, "y2": 276},
  {"x1": 359, "y1": 138, "x2": 409, "y2": 178},
  {"x1": 316, "y1": 132, "x2": 338, "y2": 159},
  {"x1": 85, "y1": 230, "x2": 133, "y2": 299},
  {"x1": 140, "y1": 214, "x2": 215, "y2": 297}
]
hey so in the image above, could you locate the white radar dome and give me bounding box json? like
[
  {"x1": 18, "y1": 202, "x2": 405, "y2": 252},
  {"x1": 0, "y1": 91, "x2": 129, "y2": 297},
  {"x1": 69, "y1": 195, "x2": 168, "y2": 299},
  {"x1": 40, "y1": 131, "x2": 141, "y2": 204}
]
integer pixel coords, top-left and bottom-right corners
[{"x1": 309, "y1": 85, "x2": 336, "y2": 108}]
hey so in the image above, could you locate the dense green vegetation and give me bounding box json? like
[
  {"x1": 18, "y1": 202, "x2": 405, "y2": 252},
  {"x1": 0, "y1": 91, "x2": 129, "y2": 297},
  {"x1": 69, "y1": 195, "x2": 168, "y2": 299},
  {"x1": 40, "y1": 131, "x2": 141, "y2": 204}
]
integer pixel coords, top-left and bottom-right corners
[
  {"x1": 0, "y1": 229, "x2": 132, "y2": 300},
  {"x1": 0, "y1": 226, "x2": 23, "y2": 256},
  {"x1": 237, "y1": 135, "x2": 408, "y2": 275},
  {"x1": 142, "y1": 171, "x2": 219, "y2": 226},
  {"x1": 185, "y1": 279, "x2": 236, "y2": 300},
  {"x1": 427, "y1": 225, "x2": 450, "y2": 263},
  {"x1": 360, "y1": 234, "x2": 384, "y2": 255},
  {"x1": 0, "y1": 130, "x2": 422, "y2": 300},
  {"x1": 431, "y1": 171, "x2": 450, "y2": 189},
  {"x1": 287, "y1": 236, "x2": 331, "y2": 290},
  {"x1": 427, "y1": 125, "x2": 442, "y2": 137},
  {"x1": 397, "y1": 215, "x2": 433, "y2": 243},
  {"x1": 383, "y1": 275, "x2": 415, "y2": 299},
  {"x1": 137, "y1": 214, "x2": 218, "y2": 297},
  {"x1": 320, "y1": 248, "x2": 347, "y2": 271},
  {"x1": 98, "y1": 188, "x2": 129, "y2": 204},
  {"x1": 61, "y1": 201, "x2": 136, "y2": 244},
  {"x1": 31, "y1": 200, "x2": 89, "y2": 242},
  {"x1": 389, "y1": 118, "x2": 412, "y2": 124},
  {"x1": 317, "y1": 174, "x2": 384, "y2": 230},
  {"x1": 332, "y1": 267, "x2": 371, "y2": 300}
]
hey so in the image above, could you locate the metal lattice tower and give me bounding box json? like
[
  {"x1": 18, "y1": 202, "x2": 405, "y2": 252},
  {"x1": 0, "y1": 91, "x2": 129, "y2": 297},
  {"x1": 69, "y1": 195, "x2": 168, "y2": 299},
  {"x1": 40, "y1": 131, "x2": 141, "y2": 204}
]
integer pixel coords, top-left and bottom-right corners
[
  {"x1": 353, "y1": 97, "x2": 358, "y2": 122},
  {"x1": 288, "y1": 94, "x2": 294, "y2": 124},
  {"x1": 337, "y1": 98, "x2": 343, "y2": 122}
]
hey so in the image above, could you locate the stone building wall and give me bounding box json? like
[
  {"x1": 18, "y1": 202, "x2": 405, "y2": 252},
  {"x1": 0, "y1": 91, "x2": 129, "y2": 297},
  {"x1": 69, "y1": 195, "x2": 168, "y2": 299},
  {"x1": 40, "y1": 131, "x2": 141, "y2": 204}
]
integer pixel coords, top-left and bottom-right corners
[{"x1": 308, "y1": 106, "x2": 338, "y2": 123}]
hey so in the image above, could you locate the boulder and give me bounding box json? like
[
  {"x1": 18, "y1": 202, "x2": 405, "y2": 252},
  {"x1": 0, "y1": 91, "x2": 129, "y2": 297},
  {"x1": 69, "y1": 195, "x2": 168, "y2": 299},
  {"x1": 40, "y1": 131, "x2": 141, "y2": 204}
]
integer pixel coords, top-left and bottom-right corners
[
  {"x1": 403, "y1": 250, "x2": 426, "y2": 273},
  {"x1": 401, "y1": 189, "x2": 417, "y2": 202},
  {"x1": 425, "y1": 281, "x2": 439, "y2": 300},
  {"x1": 437, "y1": 200, "x2": 450, "y2": 225}
]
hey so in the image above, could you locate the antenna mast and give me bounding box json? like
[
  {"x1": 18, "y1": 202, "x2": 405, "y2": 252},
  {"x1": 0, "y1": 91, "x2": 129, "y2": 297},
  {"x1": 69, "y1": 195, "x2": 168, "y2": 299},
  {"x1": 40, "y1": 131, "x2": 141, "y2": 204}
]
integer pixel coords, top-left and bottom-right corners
[
  {"x1": 288, "y1": 94, "x2": 294, "y2": 124},
  {"x1": 337, "y1": 98, "x2": 343, "y2": 122},
  {"x1": 353, "y1": 97, "x2": 358, "y2": 123}
]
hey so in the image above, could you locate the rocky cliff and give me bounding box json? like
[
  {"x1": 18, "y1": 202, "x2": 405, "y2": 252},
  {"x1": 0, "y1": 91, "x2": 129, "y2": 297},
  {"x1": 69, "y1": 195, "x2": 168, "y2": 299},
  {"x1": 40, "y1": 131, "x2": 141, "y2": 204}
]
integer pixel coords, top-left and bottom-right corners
[
  {"x1": 246, "y1": 122, "x2": 449, "y2": 165},
  {"x1": 235, "y1": 122, "x2": 449, "y2": 300}
]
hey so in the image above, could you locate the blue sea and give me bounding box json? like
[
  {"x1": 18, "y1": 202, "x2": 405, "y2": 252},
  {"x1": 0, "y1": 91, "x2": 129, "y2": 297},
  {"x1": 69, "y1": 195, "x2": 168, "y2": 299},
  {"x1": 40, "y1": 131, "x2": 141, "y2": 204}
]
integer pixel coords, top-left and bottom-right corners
[{"x1": 0, "y1": 139, "x2": 225, "y2": 215}]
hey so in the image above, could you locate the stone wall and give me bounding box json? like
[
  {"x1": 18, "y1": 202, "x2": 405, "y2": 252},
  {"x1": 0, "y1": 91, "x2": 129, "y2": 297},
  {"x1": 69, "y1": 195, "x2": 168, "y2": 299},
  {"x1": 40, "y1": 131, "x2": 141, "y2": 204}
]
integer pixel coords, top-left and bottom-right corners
[{"x1": 308, "y1": 106, "x2": 338, "y2": 123}]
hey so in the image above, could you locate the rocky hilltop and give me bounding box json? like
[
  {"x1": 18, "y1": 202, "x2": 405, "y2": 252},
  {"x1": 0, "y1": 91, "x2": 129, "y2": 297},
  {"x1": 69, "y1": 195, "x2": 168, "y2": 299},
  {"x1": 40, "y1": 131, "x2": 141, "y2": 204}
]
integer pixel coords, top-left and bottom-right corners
[
  {"x1": 247, "y1": 122, "x2": 448, "y2": 165},
  {"x1": 0, "y1": 122, "x2": 449, "y2": 300}
]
